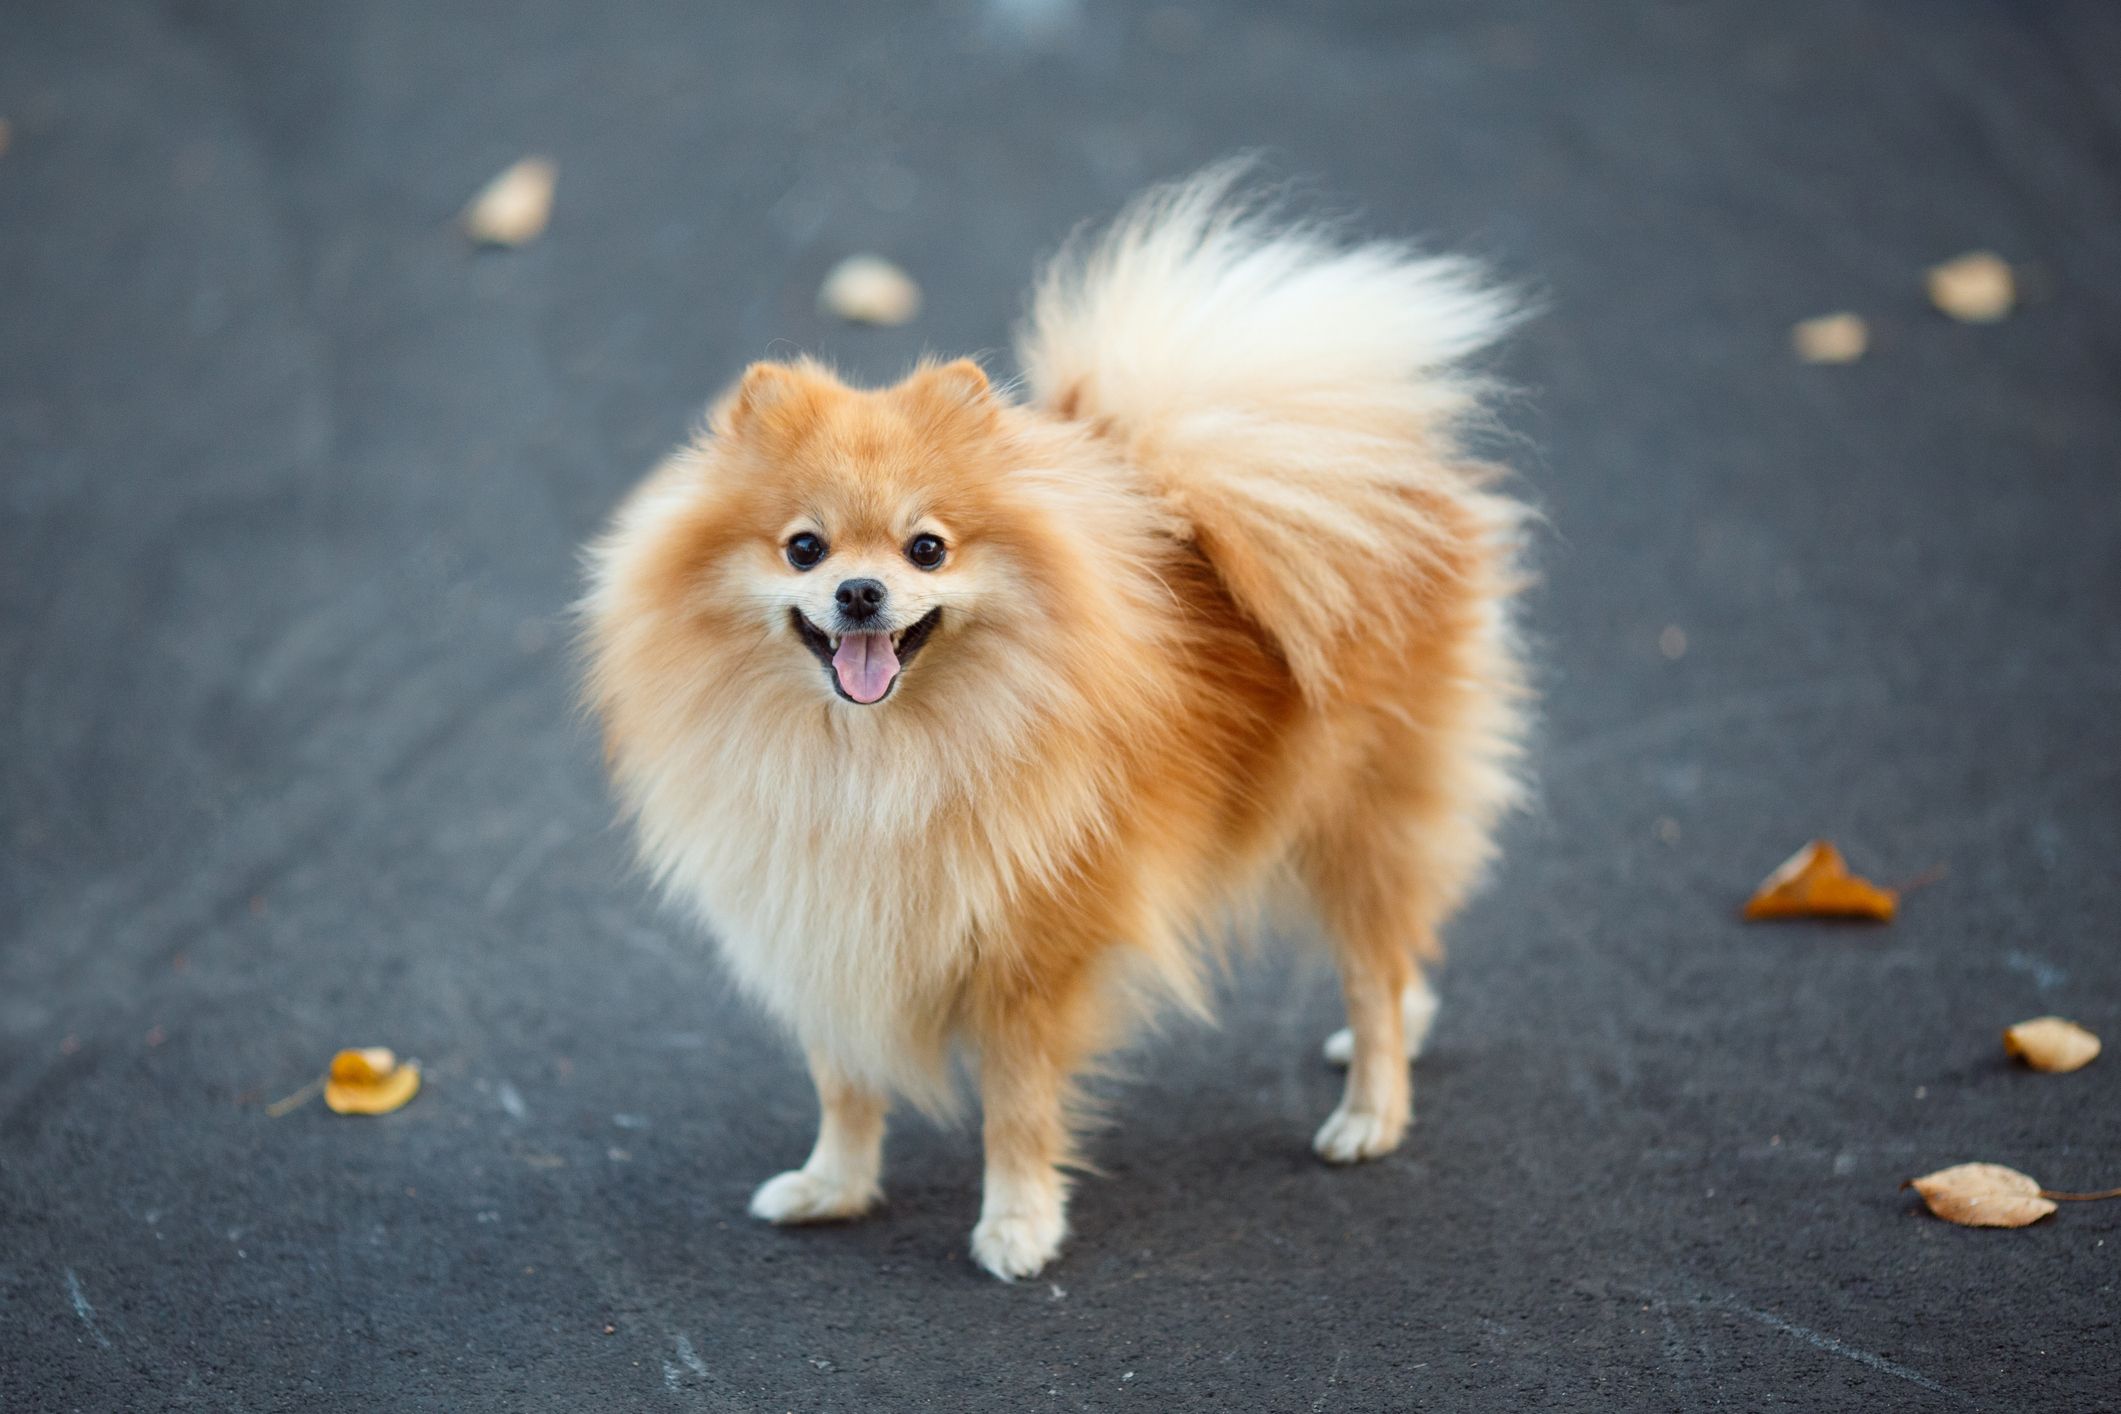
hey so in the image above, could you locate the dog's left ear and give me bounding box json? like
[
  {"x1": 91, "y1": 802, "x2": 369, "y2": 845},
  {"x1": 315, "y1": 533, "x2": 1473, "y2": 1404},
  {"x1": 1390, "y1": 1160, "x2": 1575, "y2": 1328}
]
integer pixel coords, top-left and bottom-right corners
[
  {"x1": 715, "y1": 361, "x2": 810, "y2": 436},
  {"x1": 902, "y1": 359, "x2": 996, "y2": 429}
]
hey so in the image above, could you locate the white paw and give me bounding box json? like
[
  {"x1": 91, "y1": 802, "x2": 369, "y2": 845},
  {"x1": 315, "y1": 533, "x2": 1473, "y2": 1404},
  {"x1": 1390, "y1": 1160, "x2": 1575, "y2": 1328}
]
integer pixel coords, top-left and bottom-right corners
[
  {"x1": 1312, "y1": 1102, "x2": 1410, "y2": 1165},
  {"x1": 970, "y1": 1208, "x2": 1067, "y2": 1281},
  {"x1": 748, "y1": 1168, "x2": 876, "y2": 1224}
]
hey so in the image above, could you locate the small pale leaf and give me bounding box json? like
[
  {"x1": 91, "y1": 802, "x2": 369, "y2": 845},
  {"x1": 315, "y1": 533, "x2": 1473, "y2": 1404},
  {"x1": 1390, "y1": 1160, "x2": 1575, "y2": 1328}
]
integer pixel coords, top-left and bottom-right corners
[
  {"x1": 1927, "y1": 251, "x2": 2014, "y2": 323},
  {"x1": 1791, "y1": 312, "x2": 1867, "y2": 364},
  {"x1": 462, "y1": 157, "x2": 557, "y2": 247},
  {"x1": 2003, "y1": 1016, "x2": 2101, "y2": 1074},
  {"x1": 818, "y1": 255, "x2": 921, "y2": 326},
  {"x1": 1906, "y1": 1162, "x2": 2055, "y2": 1228}
]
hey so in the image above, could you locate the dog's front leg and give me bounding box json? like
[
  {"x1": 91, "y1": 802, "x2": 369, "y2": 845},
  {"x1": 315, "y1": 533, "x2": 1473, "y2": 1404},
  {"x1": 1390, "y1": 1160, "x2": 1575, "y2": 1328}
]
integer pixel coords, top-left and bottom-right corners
[
  {"x1": 968, "y1": 1002, "x2": 1083, "y2": 1281},
  {"x1": 749, "y1": 1050, "x2": 888, "y2": 1224}
]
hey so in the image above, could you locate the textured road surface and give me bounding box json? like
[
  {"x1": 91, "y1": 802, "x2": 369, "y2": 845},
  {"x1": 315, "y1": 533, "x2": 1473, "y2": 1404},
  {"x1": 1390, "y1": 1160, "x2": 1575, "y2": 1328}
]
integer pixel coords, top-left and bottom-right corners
[{"x1": 5, "y1": 2, "x2": 2119, "y2": 1409}]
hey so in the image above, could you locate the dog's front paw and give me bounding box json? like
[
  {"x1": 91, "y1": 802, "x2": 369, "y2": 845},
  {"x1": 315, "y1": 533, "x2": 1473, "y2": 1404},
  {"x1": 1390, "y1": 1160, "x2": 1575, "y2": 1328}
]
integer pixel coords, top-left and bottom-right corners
[
  {"x1": 1312, "y1": 1101, "x2": 1410, "y2": 1165},
  {"x1": 748, "y1": 1168, "x2": 878, "y2": 1224},
  {"x1": 970, "y1": 1207, "x2": 1066, "y2": 1281}
]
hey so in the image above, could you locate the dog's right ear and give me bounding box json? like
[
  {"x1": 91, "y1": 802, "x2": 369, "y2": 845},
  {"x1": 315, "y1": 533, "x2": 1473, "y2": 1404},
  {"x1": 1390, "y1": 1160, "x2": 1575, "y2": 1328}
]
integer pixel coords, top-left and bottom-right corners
[{"x1": 714, "y1": 362, "x2": 808, "y2": 435}]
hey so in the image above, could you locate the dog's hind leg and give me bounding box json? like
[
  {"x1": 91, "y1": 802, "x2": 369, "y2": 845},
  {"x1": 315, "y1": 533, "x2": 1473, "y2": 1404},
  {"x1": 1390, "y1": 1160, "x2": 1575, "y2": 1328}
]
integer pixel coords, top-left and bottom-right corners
[
  {"x1": 1297, "y1": 811, "x2": 1460, "y2": 1164},
  {"x1": 1310, "y1": 923, "x2": 1419, "y2": 1164},
  {"x1": 749, "y1": 1051, "x2": 889, "y2": 1223}
]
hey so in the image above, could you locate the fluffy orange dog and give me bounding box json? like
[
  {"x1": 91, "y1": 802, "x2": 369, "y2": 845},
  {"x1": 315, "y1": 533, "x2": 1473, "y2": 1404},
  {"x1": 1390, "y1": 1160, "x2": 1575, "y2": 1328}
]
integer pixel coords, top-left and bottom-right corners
[{"x1": 583, "y1": 169, "x2": 1531, "y2": 1280}]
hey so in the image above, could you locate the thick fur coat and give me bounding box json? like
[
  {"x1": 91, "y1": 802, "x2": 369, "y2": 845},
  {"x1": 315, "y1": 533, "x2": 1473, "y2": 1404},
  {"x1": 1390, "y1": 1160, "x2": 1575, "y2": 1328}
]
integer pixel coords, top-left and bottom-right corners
[{"x1": 582, "y1": 168, "x2": 1531, "y2": 1279}]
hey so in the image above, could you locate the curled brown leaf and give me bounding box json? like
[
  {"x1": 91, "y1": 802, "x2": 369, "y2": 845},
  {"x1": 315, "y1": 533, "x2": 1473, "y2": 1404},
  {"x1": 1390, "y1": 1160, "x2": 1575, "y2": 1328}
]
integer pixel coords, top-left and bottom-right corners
[
  {"x1": 323, "y1": 1046, "x2": 422, "y2": 1115},
  {"x1": 1743, "y1": 840, "x2": 1897, "y2": 922}
]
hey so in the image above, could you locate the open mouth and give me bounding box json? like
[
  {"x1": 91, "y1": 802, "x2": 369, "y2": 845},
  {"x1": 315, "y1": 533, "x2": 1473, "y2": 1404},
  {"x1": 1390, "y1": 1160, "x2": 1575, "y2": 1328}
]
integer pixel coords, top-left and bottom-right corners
[{"x1": 790, "y1": 607, "x2": 942, "y2": 705}]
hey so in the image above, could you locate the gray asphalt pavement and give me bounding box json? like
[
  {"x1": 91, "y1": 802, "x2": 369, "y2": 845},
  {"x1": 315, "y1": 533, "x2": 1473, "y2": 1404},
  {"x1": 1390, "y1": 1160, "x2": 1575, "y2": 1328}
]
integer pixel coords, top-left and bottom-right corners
[{"x1": 4, "y1": 2, "x2": 2119, "y2": 1409}]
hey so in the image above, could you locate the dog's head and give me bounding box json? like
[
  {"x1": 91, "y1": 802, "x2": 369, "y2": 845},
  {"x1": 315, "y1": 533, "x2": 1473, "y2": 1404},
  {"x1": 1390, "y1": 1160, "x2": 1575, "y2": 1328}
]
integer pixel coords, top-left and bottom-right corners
[{"x1": 693, "y1": 357, "x2": 1034, "y2": 708}]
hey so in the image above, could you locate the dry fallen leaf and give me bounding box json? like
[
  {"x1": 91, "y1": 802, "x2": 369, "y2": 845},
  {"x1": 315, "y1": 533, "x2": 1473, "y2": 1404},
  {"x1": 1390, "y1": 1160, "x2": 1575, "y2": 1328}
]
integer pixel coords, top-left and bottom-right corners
[
  {"x1": 323, "y1": 1046, "x2": 422, "y2": 1115},
  {"x1": 1906, "y1": 1163, "x2": 2055, "y2": 1227},
  {"x1": 818, "y1": 254, "x2": 921, "y2": 325},
  {"x1": 1742, "y1": 840, "x2": 1897, "y2": 922},
  {"x1": 1927, "y1": 251, "x2": 2014, "y2": 323},
  {"x1": 1791, "y1": 312, "x2": 1868, "y2": 364},
  {"x1": 2003, "y1": 1016, "x2": 2101, "y2": 1074},
  {"x1": 1905, "y1": 1163, "x2": 2121, "y2": 1229},
  {"x1": 462, "y1": 157, "x2": 556, "y2": 247},
  {"x1": 0, "y1": 118, "x2": 12, "y2": 159}
]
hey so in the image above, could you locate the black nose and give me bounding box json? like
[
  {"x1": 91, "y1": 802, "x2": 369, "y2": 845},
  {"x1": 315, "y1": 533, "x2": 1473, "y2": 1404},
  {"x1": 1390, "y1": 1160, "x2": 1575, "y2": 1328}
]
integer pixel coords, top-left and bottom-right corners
[{"x1": 834, "y1": 577, "x2": 886, "y2": 623}]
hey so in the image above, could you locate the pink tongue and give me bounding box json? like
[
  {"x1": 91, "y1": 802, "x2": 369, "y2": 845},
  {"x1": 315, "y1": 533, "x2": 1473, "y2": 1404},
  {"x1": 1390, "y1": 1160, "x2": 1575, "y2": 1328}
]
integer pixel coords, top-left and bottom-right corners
[{"x1": 832, "y1": 632, "x2": 900, "y2": 703}]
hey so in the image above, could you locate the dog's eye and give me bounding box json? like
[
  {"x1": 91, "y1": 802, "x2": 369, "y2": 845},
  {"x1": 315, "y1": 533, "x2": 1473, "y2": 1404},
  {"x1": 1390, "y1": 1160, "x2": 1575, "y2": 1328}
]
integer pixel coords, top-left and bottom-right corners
[
  {"x1": 906, "y1": 533, "x2": 946, "y2": 570},
  {"x1": 786, "y1": 533, "x2": 827, "y2": 571}
]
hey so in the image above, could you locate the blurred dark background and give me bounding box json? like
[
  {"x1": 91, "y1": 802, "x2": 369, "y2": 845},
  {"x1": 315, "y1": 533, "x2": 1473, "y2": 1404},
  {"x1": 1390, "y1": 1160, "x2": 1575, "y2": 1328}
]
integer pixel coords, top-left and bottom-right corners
[{"x1": 3, "y1": 2, "x2": 2118, "y2": 1409}]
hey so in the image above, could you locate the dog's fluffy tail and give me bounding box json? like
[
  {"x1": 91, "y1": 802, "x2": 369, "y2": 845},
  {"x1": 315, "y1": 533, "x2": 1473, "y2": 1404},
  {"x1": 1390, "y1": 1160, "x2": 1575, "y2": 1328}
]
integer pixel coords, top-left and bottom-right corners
[{"x1": 1016, "y1": 164, "x2": 1524, "y2": 696}]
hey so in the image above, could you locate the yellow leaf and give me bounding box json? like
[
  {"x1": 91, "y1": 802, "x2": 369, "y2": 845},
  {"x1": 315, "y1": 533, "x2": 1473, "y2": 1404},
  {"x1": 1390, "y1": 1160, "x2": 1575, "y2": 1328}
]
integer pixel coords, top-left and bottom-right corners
[
  {"x1": 2003, "y1": 1016, "x2": 2101, "y2": 1074},
  {"x1": 323, "y1": 1046, "x2": 422, "y2": 1115},
  {"x1": 1791, "y1": 312, "x2": 1868, "y2": 364},
  {"x1": 818, "y1": 255, "x2": 921, "y2": 326},
  {"x1": 1926, "y1": 251, "x2": 2014, "y2": 323},
  {"x1": 462, "y1": 157, "x2": 556, "y2": 247},
  {"x1": 1905, "y1": 1163, "x2": 2055, "y2": 1228},
  {"x1": 1742, "y1": 840, "x2": 1897, "y2": 922}
]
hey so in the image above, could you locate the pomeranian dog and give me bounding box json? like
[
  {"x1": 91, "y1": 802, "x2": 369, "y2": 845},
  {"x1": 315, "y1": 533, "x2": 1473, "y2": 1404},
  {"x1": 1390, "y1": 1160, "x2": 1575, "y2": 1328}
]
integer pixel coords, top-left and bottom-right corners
[{"x1": 582, "y1": 167, "x2": 1531, "y2": 1280}]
